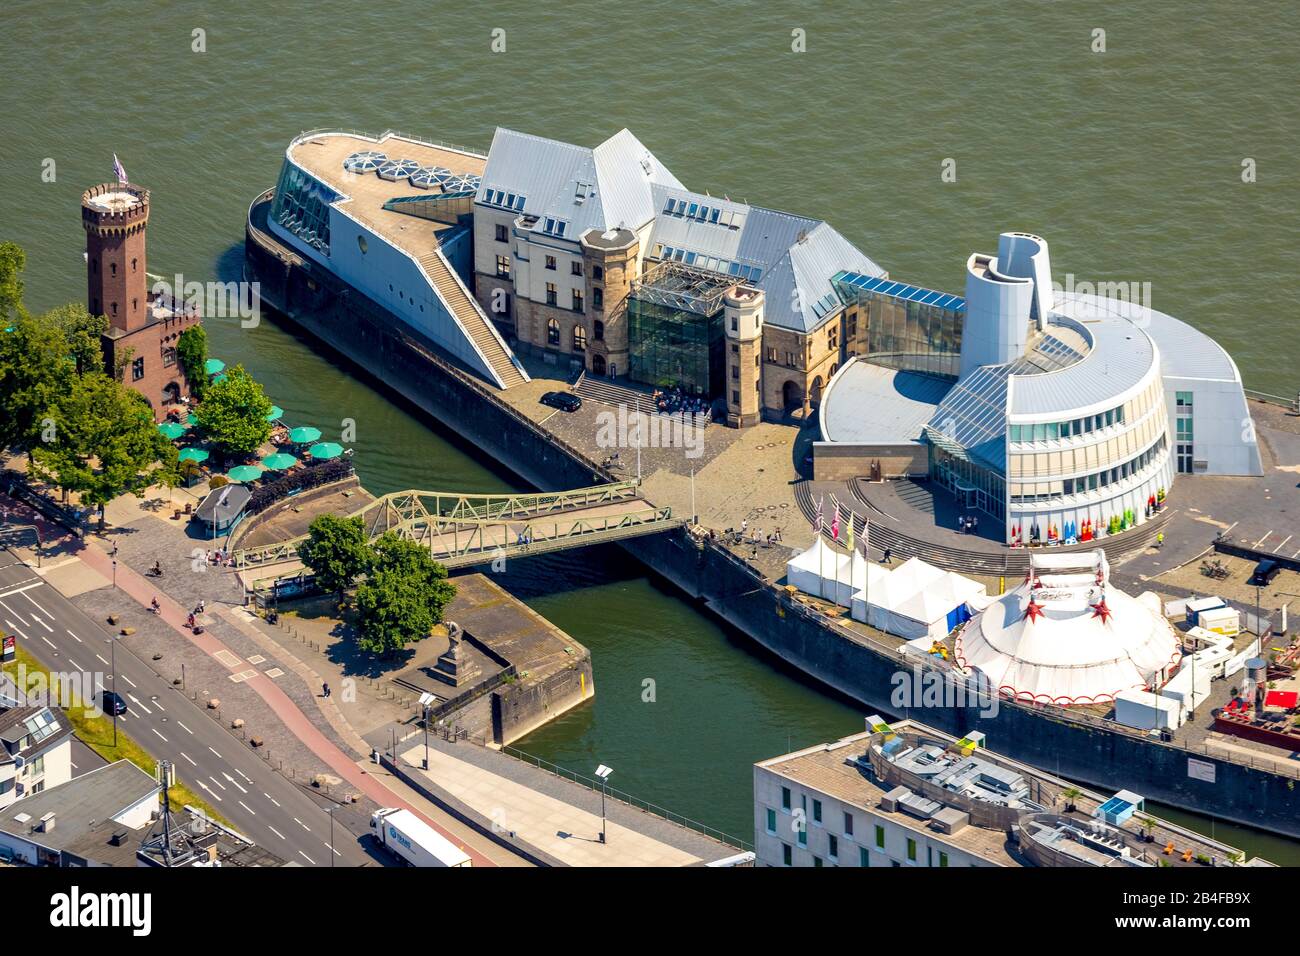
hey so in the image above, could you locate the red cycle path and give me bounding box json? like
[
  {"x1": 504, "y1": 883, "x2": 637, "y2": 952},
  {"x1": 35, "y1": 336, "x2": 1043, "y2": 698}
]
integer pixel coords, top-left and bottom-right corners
[{"x1": 72, "y1": 535, "x2": 495, "y2": 867}]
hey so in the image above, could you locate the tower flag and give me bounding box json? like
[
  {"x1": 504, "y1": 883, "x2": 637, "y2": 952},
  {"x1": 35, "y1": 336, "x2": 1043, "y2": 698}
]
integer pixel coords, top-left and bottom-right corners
[{"x1": 112, "y1": 154, "x2": 127, "y2": 183}]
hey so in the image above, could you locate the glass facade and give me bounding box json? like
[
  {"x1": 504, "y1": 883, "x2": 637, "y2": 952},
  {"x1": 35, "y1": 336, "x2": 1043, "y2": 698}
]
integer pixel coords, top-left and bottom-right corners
[
  {"x1": 271, "y1": 160, "x2": 339, "y2": 254},
  {"x1": 833, "y1": 275, "x2": 964, "y2": 378},
  {"x1": 626, "y1": 296, "x2": 724, "y2": 396},
  {"x1": 930, "y1": 445, "x2": 1006, "y2": 520}
]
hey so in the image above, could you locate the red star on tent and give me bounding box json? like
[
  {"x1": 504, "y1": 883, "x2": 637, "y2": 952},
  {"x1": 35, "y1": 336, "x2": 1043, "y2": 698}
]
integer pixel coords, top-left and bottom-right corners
[
  {"x1": 1091, "y1": 599, "x2": 1112, "y2": 624},
  {"x1": 1024, "y1": 599, "x2": 1045, "y2": 623}
]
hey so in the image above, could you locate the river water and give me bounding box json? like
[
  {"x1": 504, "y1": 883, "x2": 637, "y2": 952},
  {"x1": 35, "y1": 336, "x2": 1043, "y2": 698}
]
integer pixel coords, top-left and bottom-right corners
[{"x1": 3, "y1": 0, "x2": 1297, "y2": 860}]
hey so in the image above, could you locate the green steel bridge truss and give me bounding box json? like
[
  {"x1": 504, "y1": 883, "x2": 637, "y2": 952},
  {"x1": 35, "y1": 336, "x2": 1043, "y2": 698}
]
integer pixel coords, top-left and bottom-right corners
[{"x1": 232, "y1": 480, "x2": 679, "y2": 571}]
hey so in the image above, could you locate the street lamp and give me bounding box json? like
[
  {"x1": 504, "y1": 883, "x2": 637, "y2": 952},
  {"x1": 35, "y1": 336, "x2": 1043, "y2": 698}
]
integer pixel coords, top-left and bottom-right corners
[
  {"x1": 107, "y1": 634, "x2": 118, "y2": 746},
  {"x1": 419, "y1": 692, "x2": 436, "y2": 770},
  {"x1": 327, "y1": 806, "x2": 337, "y2": 868},
  {"x1": 595, "y1": 764, "x2": 613, "y2": 844},
  {"x1": 112, "y1": 559, "x2": 117, "y2": 587}
]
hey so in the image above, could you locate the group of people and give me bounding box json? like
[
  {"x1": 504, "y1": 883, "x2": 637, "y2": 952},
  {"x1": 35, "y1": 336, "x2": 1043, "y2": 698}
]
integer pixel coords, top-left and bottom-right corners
[
  {"x1": 652, "y1": 387, "x2": 711, "y2": 421},
  {"x1": 729, "y1": 519, "x2": 783, "y2": 554},
  {"x1": 957, "y1": 514, "x2": 980, "y2": 535},
  {"x1": 186, "y1": 599, "x2": 206, "y2": 632},
  {"x1": 204, "y1": 548, "x2": 233, "y2": 567}
]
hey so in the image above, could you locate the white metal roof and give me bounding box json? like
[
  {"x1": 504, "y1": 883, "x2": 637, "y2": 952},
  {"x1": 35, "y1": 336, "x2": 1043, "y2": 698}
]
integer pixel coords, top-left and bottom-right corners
[
  {"x1": 819, "y1": 360, "x2": 951, "y2": 445},
  {"x1": 477, "y1": 127, "x2": 683, "y2": 238}
]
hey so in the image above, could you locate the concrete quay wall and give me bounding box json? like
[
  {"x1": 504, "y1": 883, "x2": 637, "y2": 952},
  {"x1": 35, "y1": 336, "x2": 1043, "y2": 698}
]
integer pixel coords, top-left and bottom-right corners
[{"x1": 246, "y1": 210, "x2": 1300, "y2": 840}]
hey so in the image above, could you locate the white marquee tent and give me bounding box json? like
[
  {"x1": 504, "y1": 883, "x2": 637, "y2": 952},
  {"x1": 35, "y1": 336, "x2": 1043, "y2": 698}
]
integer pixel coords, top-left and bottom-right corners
[
  {"x1": 954, "y1": 549, "x2": 1181, "y2": 705},
  {"x1": 787, "y1": 544, "x2": 985, "y2": 640}
]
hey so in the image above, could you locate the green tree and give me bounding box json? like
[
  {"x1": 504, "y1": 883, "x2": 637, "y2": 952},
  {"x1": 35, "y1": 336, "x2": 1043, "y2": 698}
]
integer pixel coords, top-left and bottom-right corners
[
  {"x1": 353, "y1": 532, "x2": 456, "y2": 656},
  {"x1": 29, "y1": 372, "x2": 178, "y2": 524},
  {"x1": 0, "y1": 241, "x2": 27, "y2": 326},
  {"x1": 40, "y1": 303, "x2": 108, "y2": 375},
  {"x1": 298, "y1": 514, "x2": 370, "y2": 602},
  {"x1": 0, "y1": 311, "x2": 76, "y2": 451},
  {"x1": 176, "y1": 325, "x2": 208, "y2": 400},
  {"x1": 194, "y1": 364, "x2": 272, "y2": 457}
]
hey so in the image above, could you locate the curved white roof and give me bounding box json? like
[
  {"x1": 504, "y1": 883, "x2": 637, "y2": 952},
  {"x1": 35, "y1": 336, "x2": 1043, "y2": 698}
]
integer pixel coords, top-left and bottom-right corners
[{"x1": 954, "y1": 550, "x2": 1180, "y2": 705}]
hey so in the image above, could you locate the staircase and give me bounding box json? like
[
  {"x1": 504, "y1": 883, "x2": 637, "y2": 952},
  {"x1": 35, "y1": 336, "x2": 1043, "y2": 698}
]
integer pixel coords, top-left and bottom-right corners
[
  {"x1": 575, "y1": 374, "x2": 717, "y2": 427},
  {"x1": 416, "y1": 250, "x2": 528, "y2": 389}
]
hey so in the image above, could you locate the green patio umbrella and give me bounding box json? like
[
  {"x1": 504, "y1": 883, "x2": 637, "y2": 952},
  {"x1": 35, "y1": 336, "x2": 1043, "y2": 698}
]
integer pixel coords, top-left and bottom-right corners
[
  {"x1": 307, "y1": 442, "x2": 344, "y2": 460},
  {"x1": 157, "y1": 421, "x2": 186, "y2": 440},
  {"x1": 212, "y1": 373, "x2": 228, "y2": 384},
  {"x1": 186, "y1": 412, "x2": 199, "y2": 427},
  {"x1": 226, "y1": 464, "x2": 264, "y2": 483},
  {"x1": 265, "y1": 405, "x2": 284, "y2": 422},
  {"x1": 204, "y1": 358, "x2": 225, "y2": 375},
  {"x1": 178, "y1": 447, "x2": 209, "y2": 464},
  {"x1": 260, "y1": 452, "x2": 297, "y2": 471},
  {"x1": 288, "y1": 426, "x2": 322, "y2": 444}
]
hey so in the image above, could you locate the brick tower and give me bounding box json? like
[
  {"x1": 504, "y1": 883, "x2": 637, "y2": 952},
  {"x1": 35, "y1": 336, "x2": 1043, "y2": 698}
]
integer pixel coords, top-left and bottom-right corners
[
  {"x1": 83, "y1": 181, "x2": 150, "y2": 331},
  {"x1": 724, "y1": 285, "x2": 764, "y2": 427},
  {"x1": 82, "y1": 181, "x2": 200, "y2": 418}
]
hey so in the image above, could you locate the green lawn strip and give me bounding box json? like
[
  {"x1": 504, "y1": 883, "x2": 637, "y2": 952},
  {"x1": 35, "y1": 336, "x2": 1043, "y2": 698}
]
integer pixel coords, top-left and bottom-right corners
[{"x1": 2, "y1": 644, "x2": 231, "y2": 828}]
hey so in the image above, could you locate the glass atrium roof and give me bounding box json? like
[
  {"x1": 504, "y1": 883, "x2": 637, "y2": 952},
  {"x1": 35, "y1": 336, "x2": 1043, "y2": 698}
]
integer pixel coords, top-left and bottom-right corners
[
  {"x1": 409, "y1": 166, "x2": 453, "y2": 189},
  {"x1": 343, "y1": 150, "x2": 387, "y2": 173},
  {"x1": 834, "y1": 270, "x2": 966, "y2": 313},
  {"x1": 376, "y1": 158, "x2": 423, "y2": 181}
]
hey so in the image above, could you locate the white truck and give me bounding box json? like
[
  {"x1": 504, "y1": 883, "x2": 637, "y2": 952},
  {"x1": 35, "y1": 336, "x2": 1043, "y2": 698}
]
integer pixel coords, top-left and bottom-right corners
[{"x1": 370, "y1": 808, "x2": 472, "y2": 868}]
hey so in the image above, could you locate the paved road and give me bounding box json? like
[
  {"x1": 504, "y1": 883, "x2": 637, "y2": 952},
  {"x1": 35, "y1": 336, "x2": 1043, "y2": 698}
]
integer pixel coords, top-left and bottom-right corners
[{"x1": 0, "y1": 551, "x2": 377, "y2": 867}]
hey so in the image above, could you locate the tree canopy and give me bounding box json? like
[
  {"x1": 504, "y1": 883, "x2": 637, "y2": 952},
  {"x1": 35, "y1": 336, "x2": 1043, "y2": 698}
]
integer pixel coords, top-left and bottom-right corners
[
  {"x1": 298, "y1": 514, "x2": 370, "y2": 599},
  {"x1": 176, "y1": 325, "x2": 208, "y2": 400},
  {"x1": 194, "y1": 363, "x2": 272, "y2": 456},
  {"x1": 29, "y1": 371, "x2": 178, "y2": 510},
  {"x1": 351, "y1": 531, "x2": 456, "y2": 656}
]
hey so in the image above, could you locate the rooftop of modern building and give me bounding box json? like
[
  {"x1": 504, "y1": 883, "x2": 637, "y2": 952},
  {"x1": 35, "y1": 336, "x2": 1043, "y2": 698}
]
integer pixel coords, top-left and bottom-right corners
[
  {"x1": 758, "y1": 721, "x2": 1269, "y2": 867},
  {"x1": 0, "y1": 759, "x2": 159, "y2": 850},
  {"x1": 1009, "y1": 298, "x2": 1158, "y2": 416},
  {"x1": 0, "y1": 700, "x2": 72, "y2": 763},
  {"x1": 756, "y1": 730, "x2": 1023, "y2": 866},
  {"x1": 818, "y1": 360, "x2": 952, "y2": 446},
  {"x1": 286, "y1": 129, "x2": 487, "y2": 259}
]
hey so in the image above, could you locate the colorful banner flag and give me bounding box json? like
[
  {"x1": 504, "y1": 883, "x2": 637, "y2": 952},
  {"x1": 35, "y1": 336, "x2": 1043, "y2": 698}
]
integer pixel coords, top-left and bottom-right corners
[
  {"x1": 831, "y1": 505, "x2": 840, "y2": 542},
  {"x1": 112, "y1": 153, "x2": 127, "y2": 183}
]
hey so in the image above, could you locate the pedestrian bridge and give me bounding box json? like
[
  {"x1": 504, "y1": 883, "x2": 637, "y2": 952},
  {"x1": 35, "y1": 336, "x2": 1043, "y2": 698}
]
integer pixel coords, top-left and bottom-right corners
[{"x1": 231, "y1": 480, "x2": 680, "y2": 571}]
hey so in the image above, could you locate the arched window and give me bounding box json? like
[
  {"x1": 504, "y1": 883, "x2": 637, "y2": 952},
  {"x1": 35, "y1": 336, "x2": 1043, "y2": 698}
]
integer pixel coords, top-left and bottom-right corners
[
  {"x1": 131, "y1": 257, "x2": 138, "y2": 272},
  {"x1": 110, "y1": 262, "x2": 117, "y2": 277},
  {"x1": 573, "y1": 326, "x2": 587, "y2": 352},
  {"x1": 546, "y1": 318, "x2": 560, "y2": 346},
  {"x1": 593, "y1": 320, "x2": 605, "y2": 341}
]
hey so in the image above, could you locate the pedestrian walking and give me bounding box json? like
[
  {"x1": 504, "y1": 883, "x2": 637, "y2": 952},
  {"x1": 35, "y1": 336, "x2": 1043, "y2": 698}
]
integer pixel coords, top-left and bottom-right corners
[
  {"x1": 1156, "y1": 531, "x2": 1164, "y2": 549},
  {"x1": 883, "y1": 547, "x2": 892, "y2": 565},
  {"x1": 322, "y1": 682, "x2": 331, "y2": 698}
]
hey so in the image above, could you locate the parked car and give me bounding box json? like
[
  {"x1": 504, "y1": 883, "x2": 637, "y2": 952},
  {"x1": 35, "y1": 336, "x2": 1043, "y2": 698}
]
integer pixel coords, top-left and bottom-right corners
[
  {"x1": 540, "y1": 391, "x2": 582, "y2": 413},
  {"x1": 1249, "y1": 558, "x2": 1281, "y2": 587},
  {"x1": 98, "y1": 690, "x2": 128, "y2": 716}
]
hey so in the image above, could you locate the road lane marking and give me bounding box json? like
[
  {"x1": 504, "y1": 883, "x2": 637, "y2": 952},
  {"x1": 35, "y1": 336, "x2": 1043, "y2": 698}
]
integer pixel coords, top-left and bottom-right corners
[
  {"x1": 68, "y1": 658, "x2": 84, "y2": 672},
  {"x1": 0, "y1": 601, "x2": 28, "y2": 625},
  {"x1": 237, "y1": 769, "x2": 252, "y2": 783},
  {"x1": 238, "y1": 800, "x2": 256, "y2": 815},
  {"x1": 151, "y1": 728, "x2": 168, "y2": 743},
  {"x1": 120, "y1": 675, "x2": 136, "y2": 689},
  {"x1": 197, "y1": 780, "x2": 223, "y2": 802},
  {"x1": 223, "y1": 772, "x2": 248, "y2": 795},
  {"x1": 95, "y1": 654, "x2": 109, "y2": 666},
  {"x1": 208, "y1": 776, "x2": 228, "y2": 791},
  {"x1": 0, "y1": 581, "x2": 43, "y2": 599},
  {"x1": 1274, "y1": 534, "x2": 1292, "y2": 553},
  {"x1": 298, "y1": 851, "x2": 316, "y2": 865},
  {"x1": 208, "y1": 746, "x2": 223, "y2": 759},
  {"x1": 40, "y1": 635, "x2": 55, "y2": 649},
  {"x1": 180, "y1": 752, "x2": 197, "y2": 766},
  {"x1": 326, "y1": 842, "x2": 341, "y2": 858},
  {"x1": 177, "y1": 721, "x2": 194, "y2": 735},
  {"x1": 294, "y1": 817, "x2": 311, "y2": 832},
  {"x1": 66, "y1": 629, "x2": 82, "y2": 643},
  {"x1": 267, "y1": 825, "x2": 286, "y2": 840},
  {"x1": 127, "y1": 695, "x2": 153, "y2": 715},
  {"x1": 264, "y1": 793, "x2": 280, "y2": 807}
]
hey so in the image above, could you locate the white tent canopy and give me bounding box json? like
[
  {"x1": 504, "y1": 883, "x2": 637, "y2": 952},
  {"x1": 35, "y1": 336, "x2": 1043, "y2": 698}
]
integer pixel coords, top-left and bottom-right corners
[
  {"x1": 787, "y1": 542, "x2": 985, "y2": 640},
  {"x1": 955, "y1": 549, "x2": 1181, "y2": 706}
]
